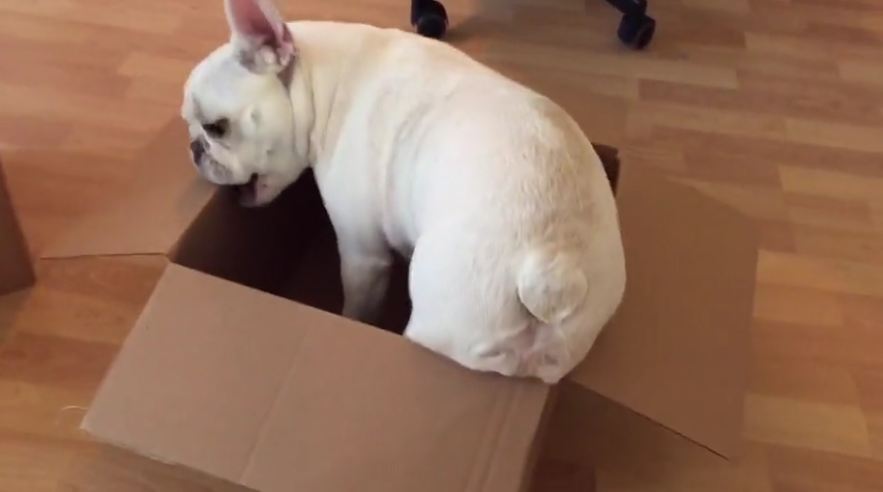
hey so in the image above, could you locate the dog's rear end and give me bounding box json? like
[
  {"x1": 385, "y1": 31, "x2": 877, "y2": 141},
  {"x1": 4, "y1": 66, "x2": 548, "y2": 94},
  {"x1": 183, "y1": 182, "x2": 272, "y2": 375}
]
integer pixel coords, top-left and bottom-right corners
[{"x1": 402, "y1": 96, "x2": 626, "y2": 384}]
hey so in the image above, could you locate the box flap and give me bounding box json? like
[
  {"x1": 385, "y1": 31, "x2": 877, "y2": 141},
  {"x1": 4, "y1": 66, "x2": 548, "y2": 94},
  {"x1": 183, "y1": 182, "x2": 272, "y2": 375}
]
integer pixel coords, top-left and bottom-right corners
[
  {"x1": 42, "y1": 121, "x2": 214, "y2": 258},
  {"x1": 567, "y1": 167, "x2": 756, "y2": 457},
  {"x1": 83, "y1": 264, "x2": 550, "y2": 492},
  {"x1": 0, "y1": 160, "x2": 35, "y2": 295}
]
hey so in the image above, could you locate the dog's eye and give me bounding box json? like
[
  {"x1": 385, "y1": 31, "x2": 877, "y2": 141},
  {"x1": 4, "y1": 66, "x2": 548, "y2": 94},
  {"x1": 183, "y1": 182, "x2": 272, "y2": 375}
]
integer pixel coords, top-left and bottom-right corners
[{"x1": 202, "y1": 119, "x2": 229, "y2": 138}]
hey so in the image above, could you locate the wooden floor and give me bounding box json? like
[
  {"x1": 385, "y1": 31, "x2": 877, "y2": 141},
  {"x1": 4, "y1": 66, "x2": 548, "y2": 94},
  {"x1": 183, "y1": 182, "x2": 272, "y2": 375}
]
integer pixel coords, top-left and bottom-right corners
[{"x1": 2, "y1": 0, "x2": 883, "y2": 490}]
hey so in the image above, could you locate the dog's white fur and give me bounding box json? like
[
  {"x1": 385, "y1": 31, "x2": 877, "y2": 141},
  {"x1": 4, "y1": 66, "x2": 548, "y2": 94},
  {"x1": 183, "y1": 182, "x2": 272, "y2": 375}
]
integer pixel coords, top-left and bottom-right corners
[{"x1": 181, "y1": 0, "x2": 626, "y2": 384}]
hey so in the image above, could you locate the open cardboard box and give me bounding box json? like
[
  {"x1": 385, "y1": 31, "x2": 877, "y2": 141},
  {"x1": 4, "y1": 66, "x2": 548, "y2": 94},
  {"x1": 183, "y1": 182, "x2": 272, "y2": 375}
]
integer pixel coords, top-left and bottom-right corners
[
  {"x1": 0, "y1": 158, "x2": 35, "y2": 296},
  {"x1": 45, "y1": 122, "x2": 757, "y2": 491}
]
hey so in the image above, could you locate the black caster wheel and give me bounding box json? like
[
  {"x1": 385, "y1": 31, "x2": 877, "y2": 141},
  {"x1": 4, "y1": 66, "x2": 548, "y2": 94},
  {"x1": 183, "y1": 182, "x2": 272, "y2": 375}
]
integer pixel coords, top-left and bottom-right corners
[
  {"x1": 411, "y1": 0, "x2": 448, "y2": 39},
  {"x1": 618, "y1": 14, "x2": 655, "y2": 49}
]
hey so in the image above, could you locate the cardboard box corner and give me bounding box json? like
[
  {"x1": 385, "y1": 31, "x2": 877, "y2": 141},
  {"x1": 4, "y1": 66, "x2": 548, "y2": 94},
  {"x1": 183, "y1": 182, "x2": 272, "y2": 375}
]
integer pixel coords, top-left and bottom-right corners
[{"x1": 0, "y1": 158, "x2": 35, "y2": 296}]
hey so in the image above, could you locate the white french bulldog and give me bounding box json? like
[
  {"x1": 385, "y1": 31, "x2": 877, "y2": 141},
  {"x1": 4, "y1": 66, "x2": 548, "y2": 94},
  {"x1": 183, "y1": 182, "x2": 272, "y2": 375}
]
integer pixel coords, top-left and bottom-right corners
[{"x1": 181, "y1": 0, "x2": 626, "y2": 384}]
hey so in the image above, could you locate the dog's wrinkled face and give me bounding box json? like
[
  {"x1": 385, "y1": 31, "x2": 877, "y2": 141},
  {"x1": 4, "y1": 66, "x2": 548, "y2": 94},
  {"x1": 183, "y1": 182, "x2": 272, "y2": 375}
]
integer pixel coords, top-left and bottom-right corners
[{"x1": 180, "y1": 0, "x2": 301, "y2": 207}]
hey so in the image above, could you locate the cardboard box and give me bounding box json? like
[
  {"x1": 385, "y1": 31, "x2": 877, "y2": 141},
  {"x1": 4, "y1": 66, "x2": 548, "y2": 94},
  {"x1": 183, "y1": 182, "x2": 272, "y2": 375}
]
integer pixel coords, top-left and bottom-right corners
[
  {"x1": 0, "y1": 158, "x2": 35, "y2": 296},
  {"x1": 45, "y1": 122, "x2": 757, "y2": 491}
]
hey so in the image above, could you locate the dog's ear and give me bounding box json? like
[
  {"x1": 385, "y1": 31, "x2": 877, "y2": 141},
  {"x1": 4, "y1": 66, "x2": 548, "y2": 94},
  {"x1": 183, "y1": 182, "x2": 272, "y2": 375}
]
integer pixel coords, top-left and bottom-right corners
[{"x1": 224, "y1": 0, "x2": 294, "y2": 74}]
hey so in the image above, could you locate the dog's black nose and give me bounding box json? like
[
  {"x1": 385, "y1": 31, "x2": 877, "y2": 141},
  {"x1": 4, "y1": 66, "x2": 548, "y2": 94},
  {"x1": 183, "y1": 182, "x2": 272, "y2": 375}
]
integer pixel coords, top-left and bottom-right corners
[{"x1": 189, "y1": 139, "x2": 205, "y2": 165}]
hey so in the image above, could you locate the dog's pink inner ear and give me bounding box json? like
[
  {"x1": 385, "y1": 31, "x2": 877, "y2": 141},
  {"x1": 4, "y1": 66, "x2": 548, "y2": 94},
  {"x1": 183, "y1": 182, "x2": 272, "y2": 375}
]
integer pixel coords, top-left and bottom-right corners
[
  {"x1": 225, "y1": 0, "x2": 295, "y2": 72},
  {"x1": 229, "y1": 0, "x2": 272, "y2": 38},
  {"x1": 226, "y1": 0, "x2": 291, "y2": 51}
]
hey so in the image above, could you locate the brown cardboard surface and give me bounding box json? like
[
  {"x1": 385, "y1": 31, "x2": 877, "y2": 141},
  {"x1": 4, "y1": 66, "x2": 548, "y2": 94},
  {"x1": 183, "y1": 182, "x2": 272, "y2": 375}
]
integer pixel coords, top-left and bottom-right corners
[
  {"x1": 567, "y1": 165, "x2": 755, "y2": 457},
  {"x1": 41, "y1": 121, "x2": 214, "y2": 259},
  {"x1": 0, "y1": 159, "x2": 35, "y2": 295},
  {"x1": 85, "y1": 264, "x2": 550, "y2": 492}
]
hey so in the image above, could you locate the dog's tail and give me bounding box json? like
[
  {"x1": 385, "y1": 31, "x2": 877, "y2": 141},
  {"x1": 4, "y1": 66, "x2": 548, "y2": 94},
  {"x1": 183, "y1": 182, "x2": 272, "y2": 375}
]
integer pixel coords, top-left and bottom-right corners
[
  {"x1": 510, "y1": 248, "x2": 588, "y2": 383},
  {"x1": 516, "y1": 249, "x2": 588, "y2": 326}
]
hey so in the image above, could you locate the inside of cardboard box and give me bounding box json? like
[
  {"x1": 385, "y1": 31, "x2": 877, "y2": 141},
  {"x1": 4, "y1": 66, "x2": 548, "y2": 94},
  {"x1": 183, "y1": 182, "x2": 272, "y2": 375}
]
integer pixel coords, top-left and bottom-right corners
[
  {"x1": 169, "y1": 148, "x2": 620, "y2": 336},
  {"x1": 169, "y1": 170, "x2": 413, "y2": 334}
]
